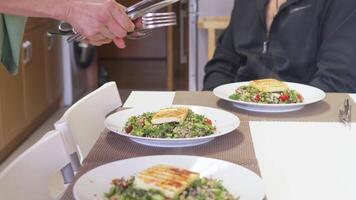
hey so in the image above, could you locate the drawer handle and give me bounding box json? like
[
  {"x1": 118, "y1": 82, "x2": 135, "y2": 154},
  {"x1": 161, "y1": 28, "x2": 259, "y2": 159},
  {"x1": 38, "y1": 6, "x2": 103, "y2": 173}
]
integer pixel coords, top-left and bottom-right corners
[
  {"x1": 22, "y1": 40, "x2": 32, "y2": 65},
  {"x1": 47, "y1": 32, "x2": 54, "y2": 51}
]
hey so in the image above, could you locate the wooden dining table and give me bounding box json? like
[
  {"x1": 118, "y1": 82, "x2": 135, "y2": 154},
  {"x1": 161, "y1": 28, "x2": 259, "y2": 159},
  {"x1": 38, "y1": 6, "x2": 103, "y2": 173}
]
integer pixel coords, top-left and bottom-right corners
[{"x1": 61, "y1": 91, "x2": 355, "y2": 200}]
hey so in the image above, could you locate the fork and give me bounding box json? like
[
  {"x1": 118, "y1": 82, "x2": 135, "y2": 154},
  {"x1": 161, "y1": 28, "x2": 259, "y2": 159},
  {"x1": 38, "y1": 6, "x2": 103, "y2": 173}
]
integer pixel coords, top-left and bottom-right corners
[
  {"x1": 126, "y1": 12, "x2": 176, "y2": 40},
  {"x1": 338, "y1": 98, "x2": 352, "y2": 125},
  {"x1": 67, "y1": 12, "x2": 176, "y2": 42}
]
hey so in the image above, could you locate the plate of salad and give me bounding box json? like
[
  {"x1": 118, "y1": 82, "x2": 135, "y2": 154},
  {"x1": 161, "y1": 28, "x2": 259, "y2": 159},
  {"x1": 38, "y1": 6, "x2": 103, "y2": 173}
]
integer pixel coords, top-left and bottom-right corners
[
  {"x1": 105, "y1": 105, "x2": 240, "y2": 147},
  {"x1": 213, "y1": 79, "x2": 326, "y2": 113},
  {"x1": 73, "y1": 155, "x2": 265, "y2": 200}
]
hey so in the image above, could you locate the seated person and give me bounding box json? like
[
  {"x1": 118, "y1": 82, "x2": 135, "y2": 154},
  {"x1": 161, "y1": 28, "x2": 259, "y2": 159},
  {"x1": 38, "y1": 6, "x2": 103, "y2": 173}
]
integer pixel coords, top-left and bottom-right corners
[{"x1": 203, "y1": 0, "x2": 356, "y2": 93}]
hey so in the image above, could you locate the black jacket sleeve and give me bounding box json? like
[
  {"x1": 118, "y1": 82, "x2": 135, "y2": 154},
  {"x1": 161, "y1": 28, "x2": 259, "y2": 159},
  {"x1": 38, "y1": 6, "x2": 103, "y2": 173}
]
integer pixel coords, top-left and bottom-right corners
[
  {"x1": 203, "y1": 3, "x2": 243, "y2": 91},
  {"x1": 309, "y1": 0, "x2": 356, "y2": 92}
]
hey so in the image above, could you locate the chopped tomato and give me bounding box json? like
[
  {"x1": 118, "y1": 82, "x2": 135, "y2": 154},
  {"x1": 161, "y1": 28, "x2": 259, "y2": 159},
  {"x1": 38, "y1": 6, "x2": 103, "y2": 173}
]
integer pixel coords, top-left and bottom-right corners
[
  {"x1": 204, "y1": 118, "x2": 212, "y2": 125},
  {"x1": 297, "y1": 94, "x2": 302, "y2": 100},
  {"x1": 254, "y1": 95, "x2": 261, "y2": 102},
  {"x1": 279, "y1": 94, "x2": 289, "y2": 102},
  {"x1": 125, "y1": 125, "x2": 133, "y2": 133},
  {"x1": 112, "y1": 178, "x2": 129, "y2": 189}
]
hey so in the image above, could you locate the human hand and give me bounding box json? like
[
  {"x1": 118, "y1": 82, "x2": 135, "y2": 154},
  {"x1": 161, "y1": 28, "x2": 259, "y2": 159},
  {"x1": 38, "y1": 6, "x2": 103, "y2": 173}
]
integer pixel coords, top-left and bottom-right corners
[{"x1": 64, "y1": 0, "x2": 135, "y2": 48}]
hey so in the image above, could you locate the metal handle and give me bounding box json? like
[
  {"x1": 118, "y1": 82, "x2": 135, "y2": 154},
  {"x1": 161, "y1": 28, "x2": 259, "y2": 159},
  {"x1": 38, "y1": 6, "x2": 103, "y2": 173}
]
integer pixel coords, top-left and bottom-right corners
[
  {"x1": 180, "y1": 0, "x2": 188, "y2": 64},
  {"x1": 47, "y1": 32, "x2": 54, "y2": 51},
  {"x1": 22, "y1": 40, "x2": 32, "y2": 65}
]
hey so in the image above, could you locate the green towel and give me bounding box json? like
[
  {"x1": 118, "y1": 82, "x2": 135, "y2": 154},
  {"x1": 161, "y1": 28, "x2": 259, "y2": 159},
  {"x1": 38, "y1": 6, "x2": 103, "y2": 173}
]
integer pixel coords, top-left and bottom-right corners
[{"x1": 0, "y1": 14, "x2": 27, "y2": 75}]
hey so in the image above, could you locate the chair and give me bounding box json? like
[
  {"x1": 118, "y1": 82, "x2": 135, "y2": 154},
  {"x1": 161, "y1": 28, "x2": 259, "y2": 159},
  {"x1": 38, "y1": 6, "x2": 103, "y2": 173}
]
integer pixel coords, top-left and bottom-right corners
[
  {"x1": 0, "y1": 130, "x2": 73, "y2": 200},
  {"x1": 55, "y1": 82, "x2": 122, "y2": 165},
  {"x1": 198, "y1": 16, "x2": 230, "y2": 59}
]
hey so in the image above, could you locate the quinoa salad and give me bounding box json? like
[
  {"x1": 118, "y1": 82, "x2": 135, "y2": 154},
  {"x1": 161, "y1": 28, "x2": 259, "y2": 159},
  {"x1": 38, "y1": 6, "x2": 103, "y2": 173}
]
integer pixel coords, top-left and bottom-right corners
[
  {"x1": 105, "y1": 177, "x2": 239, "y2": 200},
  {"x1": 229, "y1": 85, "x2": 304, "y2": 104},
  {"x1": 124, "y1": 109, "x2": 216, "y2": 138}
]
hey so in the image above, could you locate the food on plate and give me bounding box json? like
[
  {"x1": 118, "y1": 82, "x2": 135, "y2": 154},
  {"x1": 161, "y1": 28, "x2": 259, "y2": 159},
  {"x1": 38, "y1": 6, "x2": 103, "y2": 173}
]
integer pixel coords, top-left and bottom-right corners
[
  {"x1": 229, "y1": 79, "x2": 304, "y2": 104},
  {"x1": 134, "y1": 165, "x2": 199, "y2": 198},
  {"x1": 250, "y1": 79, "x2": 288, "y2": 92},
  {"x1": 124, "y1": 107, "x2": 216, "y2": 138},
  {"x1": 151, "y1": 107, "x2": 189, "y2": 124},
  {"x1": 105, "y1": 165, "x2": 239, "y2": 200}
]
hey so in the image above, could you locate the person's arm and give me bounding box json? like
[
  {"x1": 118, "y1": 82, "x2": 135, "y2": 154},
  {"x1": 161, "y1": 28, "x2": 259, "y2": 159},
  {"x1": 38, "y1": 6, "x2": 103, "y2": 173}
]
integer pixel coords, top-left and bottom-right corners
[
  {"x1": 309, "y1": 0, "x2": 356, "y2": 92},
  {"x1": 0, "y1": 0, "x2": 135, "y2": 48},
  {"x1": 203, "y1": 3, "x2": 244, "y2": 90},
  {"x1": 0, "y1": 0, "x2": 67, "y2": 20}
]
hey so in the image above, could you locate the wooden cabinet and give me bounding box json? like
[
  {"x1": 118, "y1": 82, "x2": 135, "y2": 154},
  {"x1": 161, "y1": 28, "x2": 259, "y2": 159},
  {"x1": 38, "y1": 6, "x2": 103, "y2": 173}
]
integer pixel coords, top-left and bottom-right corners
[
  {"x1": 22, "y1": 27, "x2": 48, "y2": 121},
  {"x1": 0, "y1": 18, "x2": 62, "y2": 162},
  {"x1": 44, "y1": 22, "x2": 63, "y2": 104},
  {"x1": 0, "y1": 99, "x2": 3, "y2": 150},
  {"x1": 98, "y1": 28, "x2": 169, "y2": 90},
  {"x1": 0, "y1": 64, "x2": 27, "y2": 148},
  {"x1": 101, "y1": 60, "x2": 167, "y2": 90}
]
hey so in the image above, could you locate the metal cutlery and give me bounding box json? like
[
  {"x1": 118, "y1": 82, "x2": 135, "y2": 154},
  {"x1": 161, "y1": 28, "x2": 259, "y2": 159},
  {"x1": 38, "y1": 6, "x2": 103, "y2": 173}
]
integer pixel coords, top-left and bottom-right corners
[
  {"x1": 67, "y1": 12, "x2": 177, "y2": 42},
  {"x1": 126, "y1": 0, "x2": 180, "y2": 20},
  {"x1": 51, "y1": 0, "x2": 180, "y2": 43},
  {"x1": 338, "y1": 98, "x2": 352, "y2": 125},
  {"x1": 126, "y1": 12, "x2": 177, "y2": 40}
]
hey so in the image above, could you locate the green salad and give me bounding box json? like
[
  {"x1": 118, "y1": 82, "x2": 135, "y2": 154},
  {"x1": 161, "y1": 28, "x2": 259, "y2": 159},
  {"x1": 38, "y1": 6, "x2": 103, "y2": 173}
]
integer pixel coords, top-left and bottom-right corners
[
  {"x1": 124, "y1": 109, "x2": 216, "y2": 138},
  {"x1": 105, "y1": 177, "x2": 239, "y2": 200},
  {"x1": 229, "y1": 86, "x2": 303, "y2": 104}
]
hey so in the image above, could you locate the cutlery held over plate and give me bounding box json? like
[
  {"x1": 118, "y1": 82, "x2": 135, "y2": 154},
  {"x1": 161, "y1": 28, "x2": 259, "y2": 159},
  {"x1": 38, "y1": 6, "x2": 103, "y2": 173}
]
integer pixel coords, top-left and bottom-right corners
[{"x1": 48, "y1": 0, "x2": 180, "y2": 42}]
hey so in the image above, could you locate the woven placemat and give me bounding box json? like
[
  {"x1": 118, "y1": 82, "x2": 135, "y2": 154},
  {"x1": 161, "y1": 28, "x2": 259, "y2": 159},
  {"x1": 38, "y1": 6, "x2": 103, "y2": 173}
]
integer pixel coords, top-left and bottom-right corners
[
  {"x1": 60, "y1": 122, "x2": 261, "y2": 199},
  {"x1": 174, "y1": 92, "x2": 354, "y2": 123}
]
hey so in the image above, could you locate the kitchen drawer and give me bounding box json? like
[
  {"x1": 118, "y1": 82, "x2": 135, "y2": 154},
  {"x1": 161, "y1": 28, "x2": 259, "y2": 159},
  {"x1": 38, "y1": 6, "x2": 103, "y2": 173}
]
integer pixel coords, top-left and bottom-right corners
[{"x1": 100, "y1": 60, "x2": 168, "y2": 90}]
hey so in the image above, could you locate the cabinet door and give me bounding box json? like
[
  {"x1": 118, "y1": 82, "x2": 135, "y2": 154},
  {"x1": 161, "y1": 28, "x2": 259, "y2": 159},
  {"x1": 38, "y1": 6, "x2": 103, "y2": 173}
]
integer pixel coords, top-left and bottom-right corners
[
  {"x1": 0, "y1": 64, "x2": 27, "y2": 147},
  {"x1": 0, "y1": 92, "x2": 3, "y2": 150},
  {"x1": 22, "y1": 28, "x2": 48, "y2": 121},
  {"x1": 44, "y1": 23, "x2": 63, "y2": 104},
  {"x1": 101, "y1": 60, "x2": 168, "y2": 90}
]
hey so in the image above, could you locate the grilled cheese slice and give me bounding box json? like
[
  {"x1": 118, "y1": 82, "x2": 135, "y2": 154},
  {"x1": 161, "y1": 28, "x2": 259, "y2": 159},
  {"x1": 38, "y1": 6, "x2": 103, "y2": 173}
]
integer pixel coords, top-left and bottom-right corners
[
  {"x1": 134, "y1": 165, "x2": 199, "y2": 198},
  {"x1": 250, "y1": 79, "x2": 288, "y2": 92},
  {"x1": 151, "y1": 108, "x2": 189, "y2": 125}
]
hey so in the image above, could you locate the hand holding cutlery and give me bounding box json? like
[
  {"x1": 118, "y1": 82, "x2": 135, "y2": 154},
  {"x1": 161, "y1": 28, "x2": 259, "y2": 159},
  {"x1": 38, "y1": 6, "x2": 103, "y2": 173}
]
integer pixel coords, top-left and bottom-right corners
[{"x1": 49, "y1": 0, "x2": 179, "y2": 43}]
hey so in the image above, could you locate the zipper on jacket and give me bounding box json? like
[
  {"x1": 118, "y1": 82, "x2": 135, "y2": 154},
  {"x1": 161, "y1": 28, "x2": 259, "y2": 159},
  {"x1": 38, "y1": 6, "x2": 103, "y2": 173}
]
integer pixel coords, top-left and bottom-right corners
[
  {"x1": 262, "y1": 40, "x2": 269, "y2": 54},
  {"x1": 261, "y1": 0, "x2": 299, "y2": 54},
  {"x1": 262, "y1": 27, "x2": 271, "y2": 54},
  {"x1": 262, "y1": 18, "x2": 272, "y2": 54}
]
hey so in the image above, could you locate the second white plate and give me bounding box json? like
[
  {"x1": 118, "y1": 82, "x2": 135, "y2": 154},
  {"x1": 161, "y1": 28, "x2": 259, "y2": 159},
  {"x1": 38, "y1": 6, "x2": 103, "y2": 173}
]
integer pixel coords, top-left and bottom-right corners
[
  {"x1": 73, "y1": 155, "x2": 265, "y2": 200},
  {"x1": 213, "y1": 82, "x2": 326, "y2": 113},
  {"x1": 105, "y1": 105, "x2": 240, "y2": 147}
]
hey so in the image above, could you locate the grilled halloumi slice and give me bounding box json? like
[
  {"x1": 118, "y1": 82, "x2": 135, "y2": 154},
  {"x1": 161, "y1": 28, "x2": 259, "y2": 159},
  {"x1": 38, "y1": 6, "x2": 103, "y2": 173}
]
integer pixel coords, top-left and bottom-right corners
[
  {"x1": 250, "y1": 79, "x2": 288, "y2": 92},
  {"x1": 151, "y1": 107, "x2": 189, "y2": 124},
  {"x1": 134, "y1": 165, "x2": 199, "y2": 199}
]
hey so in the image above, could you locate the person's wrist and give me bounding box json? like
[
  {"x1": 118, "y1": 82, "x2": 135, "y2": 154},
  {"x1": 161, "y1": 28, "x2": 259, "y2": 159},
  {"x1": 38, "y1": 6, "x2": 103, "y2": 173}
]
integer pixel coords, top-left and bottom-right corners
[{"x1": 53, "y1": 0, "x2": 72, "y2": 21}]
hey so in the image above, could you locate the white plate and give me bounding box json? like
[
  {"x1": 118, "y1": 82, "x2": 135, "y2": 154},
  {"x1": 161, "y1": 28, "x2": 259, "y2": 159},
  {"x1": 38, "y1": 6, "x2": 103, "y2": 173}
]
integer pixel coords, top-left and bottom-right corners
[
  {"x1": 213, "y1": 82, "x2": 326, "y2": 113},
  {"x1": 73, "y1": 155, "x2": 265, "y2": 200},
  {"x1": 105, "y1": 105, "x2": 240, "y2": 147}
]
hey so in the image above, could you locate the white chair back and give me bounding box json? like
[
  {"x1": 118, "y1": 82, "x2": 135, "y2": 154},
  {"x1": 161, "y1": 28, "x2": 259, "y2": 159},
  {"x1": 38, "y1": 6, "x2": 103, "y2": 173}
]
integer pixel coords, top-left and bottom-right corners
[
  {"x1": 55, "y1": 82, "x2": 122, "y2": 163},
  {"x1": 0, "y1": 130, "x2": 72, "y2": 200}
]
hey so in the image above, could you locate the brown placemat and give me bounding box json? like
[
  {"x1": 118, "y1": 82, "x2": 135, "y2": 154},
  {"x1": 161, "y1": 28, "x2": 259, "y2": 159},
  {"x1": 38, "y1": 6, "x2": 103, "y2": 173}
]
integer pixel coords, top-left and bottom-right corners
[
  {"x1": 175, "y1": 92, "x2": 355, "y2": 123},
  {"x1": 247, "y1": 93, "x2": 355, "y2": 122},
  {"x1": 60, "y1": 122, "x2": 260, "y2": 199}
]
